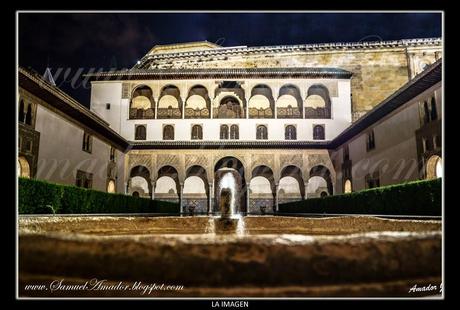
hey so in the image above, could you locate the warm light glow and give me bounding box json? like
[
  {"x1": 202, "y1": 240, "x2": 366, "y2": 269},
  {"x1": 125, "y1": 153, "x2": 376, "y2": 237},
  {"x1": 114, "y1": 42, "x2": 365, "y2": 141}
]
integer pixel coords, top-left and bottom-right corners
[
  {"x1": 435, "y1": 158, "x2": 442, "y2": 178},
  {"x1": 107, "y1": 180, "x2": 116, "y2": 193}
]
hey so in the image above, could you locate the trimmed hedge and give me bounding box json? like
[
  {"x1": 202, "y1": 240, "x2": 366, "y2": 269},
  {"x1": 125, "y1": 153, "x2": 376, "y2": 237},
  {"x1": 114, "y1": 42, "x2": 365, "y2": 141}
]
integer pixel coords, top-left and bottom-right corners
[
  {"x1": 18, "y1": 177, "x2": 180, "y2": 214},
  {"x1": 279, "y1": 178, "x2": 442, "y2": 216}
]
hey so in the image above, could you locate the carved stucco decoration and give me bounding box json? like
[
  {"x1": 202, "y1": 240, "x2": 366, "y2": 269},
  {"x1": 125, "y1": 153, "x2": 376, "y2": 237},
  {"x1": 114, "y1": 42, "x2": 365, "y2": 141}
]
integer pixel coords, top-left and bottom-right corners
[
  {"x1": 280, "y1": 153, "x2": 303, "y2": 171},
  {"x1": 128, "y1": 154, "x2": 153, "y2": 173},
  {"x1": 251, "y1": 154, "x2": 275, "y2": 172}
]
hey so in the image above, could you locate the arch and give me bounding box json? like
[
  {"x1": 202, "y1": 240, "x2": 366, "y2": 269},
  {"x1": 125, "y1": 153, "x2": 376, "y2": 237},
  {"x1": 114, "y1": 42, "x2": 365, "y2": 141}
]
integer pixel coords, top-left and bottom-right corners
[
  {"x1": 107, "y1": 179, "x2": 116, "y2": 193},
  {"x1": 426, "y1": 155, "x2": 442, "y2": 179},
  {"x1": 344, "y1": 179, "x2": 352, "y2": 193},
  {"x1": 216, "y1": 96, "x2": 244, "y2": 119},
  {"x1": 163, "y1": 125, "x2": 174, "y2": 140},
  {"x1": 130, "y1": 85, "x2": 155, "y2": 119},
  {"x1": 158, "y1": 85, "x2": 182, "y2": 119},
  {"x1": 132, "y1": 191, "x2": 140, "y2": 197},
  {"x1": 256, "y1": 125, "x2": 268, "y2": 140},
  {"x1": 129, "y1": 165, "x2": 151, "y2": 197},
  {"x1": 305, "y1": 84, "x2": 331, "y2": 119},
  {"x1": 220, "y1": 125, "x2": 229, "y2": 139},
  {"x1": 279, "y1": 165, "x2": 305, "y2": 201},
  {"x1": 277, "y1": 84, "x2": 302, "y2": 118},
  {"x1": 191, "y1": 124, "x2": 203, "y2": 140},
  {"x1": 186, "y1": 85, "x2": 210, "y2": 119},
  {"x1": 18, "y1": 156, "x2": 30, "y2": 178},
  {"x1": 249, "y1": 84, "x2": 274, "y2": 118},
  {"x1": 285, "y1": 125, "x2": 297, "y2": 140},
  {"x1": 313, "y1": 124, "x2": 325, "y2": 140},
  {"x1": 19, "y1": 99, "x2": 25, "y2": 123},
  {"x1": 309, "y1": 165, "x2": 333, "y2": 196}
]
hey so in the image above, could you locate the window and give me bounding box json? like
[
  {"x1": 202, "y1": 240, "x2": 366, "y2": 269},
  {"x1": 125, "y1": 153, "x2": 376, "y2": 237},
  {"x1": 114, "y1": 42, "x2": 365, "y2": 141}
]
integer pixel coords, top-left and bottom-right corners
[
  {"x1": 191, "y1": 125, "x2": 203, "y2": 140},
  {"x1": 135, "y1": 125, "x2": 147, "y2": 140},
  {"x1": 285, "y1": 125, "x2": 296, "y2": 140},
  {"x1": 76, "y1": 170, "x2": 93, "y2": 189},
  {"x1": 313, "y1": 125, "x2": 325, "y2": 140},
  {"x1": 163, "y1": 125, "x2": 174, "y2": 140},
  {"x1": 19, "y1": 100, "x2": 25, "y2": 123},
  {"x1": 110, "y1": 147, "x2": 116, "y2": 161},
  {"x1": 256, "y1": 125, "x2": 268, "y2": 140},
  {"x1": 220, "y1": 125, "x2": 229, "y2": 140},
  {"x1": 430, "y1": 97, "x2": 438, "y2": 121},
  {"x1": 343, "y1": 144, "x2": 350, "y2": 161},
  {"x1": 230, "y1": 125, "x2": 239, "y2": 139},
  {"x1": 107, "y1": 179, "x2": 116, "y2": 193},
  {"x1": 423, "y1": 101, "x2": 430, "y2": 124},
  {"x1": 82, "y1": 132, "x2": 92, "y2": 153},
  {"x1": 106, "y1": 103, "x2": 111, "y2": 110},
  {"x1": 365, "y1": 172, "x2": 380, "y2": 189},
  {"x1": 366, "y1": 130, "x2": 375, "y2": 151},
  {"x1": 25, "y1": 104, "x2": 32, "y2": 125}
]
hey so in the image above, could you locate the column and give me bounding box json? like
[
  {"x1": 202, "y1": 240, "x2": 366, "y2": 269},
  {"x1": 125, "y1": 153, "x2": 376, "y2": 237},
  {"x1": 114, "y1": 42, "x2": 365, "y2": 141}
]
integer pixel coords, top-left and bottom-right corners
[
  {"x1": 125, "y1": 181, "x2": 129, "y2": 195},
  {"x1": 246, "y1": 181, "x2": 250, "y2": 214},
  {"x1": 275, "y1": 183, "x2": 279, "y2": 212},
  {"x1": 151, "y1": 180, "x2": 156, "y2": 200},
  {"x1": 208, "y1": 182, "x2": 213, "y2": 214},
  {"x1": 304, "y1": 182, "x2": 309, "y2": 200},
  {"x1": 181, "y1": 96, "x2": 186, "y2": 119},
  {"x1": 179, "y1": 183, "x2": 184, "y2": 214},
  {"x1": 154, "y1": 97, "x2": 159, "y2": 119}
]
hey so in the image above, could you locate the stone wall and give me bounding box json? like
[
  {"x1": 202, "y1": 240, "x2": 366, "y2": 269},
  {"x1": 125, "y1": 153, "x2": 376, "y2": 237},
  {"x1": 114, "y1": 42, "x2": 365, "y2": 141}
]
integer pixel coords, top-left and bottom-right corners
[{"x1": 142, "y1": 41, "x2": 441, "y2": 117}]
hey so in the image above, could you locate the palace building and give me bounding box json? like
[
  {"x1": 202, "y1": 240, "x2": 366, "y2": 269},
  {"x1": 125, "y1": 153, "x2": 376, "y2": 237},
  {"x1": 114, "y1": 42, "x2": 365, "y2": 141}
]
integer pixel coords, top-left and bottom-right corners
[{"x1": 18, "y1": 38, "x2": 443, "y2": 214}]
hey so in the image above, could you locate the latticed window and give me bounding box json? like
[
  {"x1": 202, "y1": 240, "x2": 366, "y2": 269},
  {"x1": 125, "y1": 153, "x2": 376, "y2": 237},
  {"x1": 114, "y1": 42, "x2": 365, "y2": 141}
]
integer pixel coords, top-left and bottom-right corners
[
  {"x1": 430, "y1": 97, "x2": 438, "y2": 121},
  {"x1": 313, "y1": 125, "x2": 325, "y2": 140},
  {"x1": 285, "y1": 125, "x2": 296, "y2": 140},
  {"x1": 82, "y1": 132, "x2": 92, "y2": 153},
  {"x1": 191, "y1": 125, "x2": 203, "y2": 140},
  {"x1": 19, "y1": 99, "x2": 25, "y2": 123},
  {"x1": 163, "y1": 125, "x2": 174, "y2": 140},
  {"x1": 110, "y1": 147, "x2": 116, "y2": 161},
  {"x1": 230, "y1": 125, "x2": 239, "y2": 139},
  {"x1": 135, "y1": 125, "x2": 147, "y2": 140},
  {"x1": 256, "y1": 125, "x2": 268, "y2": 140},
  {"x1": 76, "y1": 170, "x2": 93, "y2": 189},
  {"x1": 366, "y1": 130, "x2": 376, "y2": 151},
  {"x1": 220, "y1": 125, "x2": 229, "y2": 139}
]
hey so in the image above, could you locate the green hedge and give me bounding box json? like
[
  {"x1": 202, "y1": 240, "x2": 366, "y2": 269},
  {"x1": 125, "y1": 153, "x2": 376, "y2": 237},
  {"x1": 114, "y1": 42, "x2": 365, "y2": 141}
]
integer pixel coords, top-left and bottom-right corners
[
  {"x1": 18, "y1": 177, "x2": 180, "y2": 214},
  {"x1": 279, "y1": 178, "x2": 442, "y2": 216}
]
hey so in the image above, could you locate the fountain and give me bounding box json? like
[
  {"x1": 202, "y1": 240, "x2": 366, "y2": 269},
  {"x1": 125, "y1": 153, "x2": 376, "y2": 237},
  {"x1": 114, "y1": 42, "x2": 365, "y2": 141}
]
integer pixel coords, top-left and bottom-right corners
[{"x1": 213, "y1": 188, "x2": 241, "y2": 234}]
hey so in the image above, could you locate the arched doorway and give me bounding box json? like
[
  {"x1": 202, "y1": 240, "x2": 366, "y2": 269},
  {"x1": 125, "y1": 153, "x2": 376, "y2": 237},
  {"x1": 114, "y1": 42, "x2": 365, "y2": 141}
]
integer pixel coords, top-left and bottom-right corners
[
  {"x1": 107, "y1": 179, "x2": 116, "y2": 193},
  {"x1": 214, "y1": 157, "x2": 246, "y2": 214},
  {"x1": 426, "y1": 155, "x2": 442, "y2": 179},
  {"x1": 18, "y1": 157, "x2": 30, "y2": 178}
]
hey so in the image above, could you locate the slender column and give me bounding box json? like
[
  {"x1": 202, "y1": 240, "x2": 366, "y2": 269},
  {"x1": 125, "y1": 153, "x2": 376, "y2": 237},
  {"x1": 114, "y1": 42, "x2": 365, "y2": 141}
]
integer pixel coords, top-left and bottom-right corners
[
  {"x1": 151, "y1": 180, "x2": 156, "y2": 200},
  {"x1": 181, "y1": 96, "x2": 186, "y2": 119},
  {"x1": 275, "y1": 183, "x2": 279, "y2": 212},
  {"x1": 304, "y1": 182, "x2": 309, "y2": 200},
  {"x1": 125, "y1": 181, "x2": 129, "y2": 195},
  {"x1": 208, "y1": 182, "x2": 213, "y2": 214},
  {"x1": 179, "y1": 183, "x2": 184, "y2": 214},
  {"x1": 154, "y1": 97, "x2": 159, "y2": 119},
  {"x1": 246, "y1": 182, "x2": 250, "y2": 214}
]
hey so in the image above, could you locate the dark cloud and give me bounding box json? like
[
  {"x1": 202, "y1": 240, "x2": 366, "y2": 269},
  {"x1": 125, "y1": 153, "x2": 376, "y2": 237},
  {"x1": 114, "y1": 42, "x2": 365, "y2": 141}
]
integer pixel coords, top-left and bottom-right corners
[{"x1": 18, "y1": 13, "x2": 441, "y2": 106}]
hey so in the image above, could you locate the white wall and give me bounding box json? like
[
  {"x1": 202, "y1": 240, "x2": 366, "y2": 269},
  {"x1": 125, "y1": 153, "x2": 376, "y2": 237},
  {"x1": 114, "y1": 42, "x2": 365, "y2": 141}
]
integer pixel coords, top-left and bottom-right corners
[
  {"x1": 34, "y1": 103, "x2": 125, "y2": 193},
  {"x1": 333, "y1": 82, "x2": 442, "y2": 193},
  {"x1": 90, "y1": 78, "x2": 352, "y2": 142}
]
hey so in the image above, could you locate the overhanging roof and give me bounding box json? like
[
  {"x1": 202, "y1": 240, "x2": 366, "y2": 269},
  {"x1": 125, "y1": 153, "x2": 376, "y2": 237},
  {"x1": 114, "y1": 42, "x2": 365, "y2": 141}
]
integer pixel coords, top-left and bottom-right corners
[
  {"x1": 19, "y1": 67, "x2": 130, "y2": 151},
  {"x1": 84, "y1": 67, "x2": 352, "y2": 81}
]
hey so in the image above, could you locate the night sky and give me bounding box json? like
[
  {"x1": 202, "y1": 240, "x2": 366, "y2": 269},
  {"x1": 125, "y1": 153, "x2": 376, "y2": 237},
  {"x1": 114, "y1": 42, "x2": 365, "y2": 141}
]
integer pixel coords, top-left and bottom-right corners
[{"x1": 18, "y1": 13, "x2": 442, "y2": 107}]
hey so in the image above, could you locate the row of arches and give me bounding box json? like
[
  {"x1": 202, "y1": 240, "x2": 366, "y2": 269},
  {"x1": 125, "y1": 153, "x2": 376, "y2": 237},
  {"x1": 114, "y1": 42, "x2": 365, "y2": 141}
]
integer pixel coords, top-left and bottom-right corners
[
  {"x1": 129, "y1": 83, "x2": 332, "y2": 120},
  {"x1": 127, "y1": 157, "x2": 334, "y2": 214}
]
